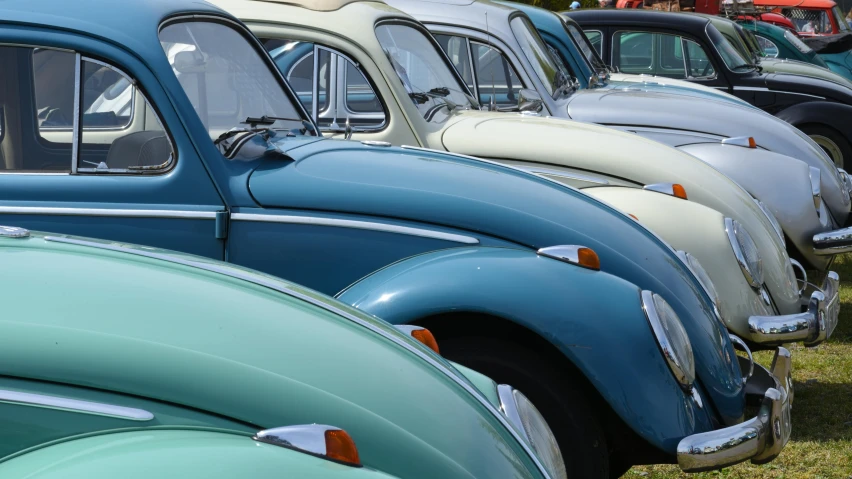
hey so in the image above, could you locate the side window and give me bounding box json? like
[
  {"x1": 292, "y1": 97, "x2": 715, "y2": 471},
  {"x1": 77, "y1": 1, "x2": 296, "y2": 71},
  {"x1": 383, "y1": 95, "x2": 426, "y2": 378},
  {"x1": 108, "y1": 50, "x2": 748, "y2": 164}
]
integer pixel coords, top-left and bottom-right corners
[
  {"x1": 584, "y1": 30, "x2": 604, "y2": 56},
  {"x1": 0, "y1": 45, "x2": 171, "y2": 173},
  {"x1": 614, "y1": 31, "x2": 707, "y2": 79},
  {"x1": 684, "y1": 39, "x2": 715, "y2": 78},
  {"x1": 756, "y1": 35, "x2": 779, "y2": 57},
  {"x1": 470, "y1": 42, "x2": 522, "y2": 108},
  {"x1": 78, "y1": 59, "x2": 172, "y2": 171},
  {"x1": 434, "y1": 34, "x2": 475, "y2": 91},
  {"x1": 614, "y1": 31, "x2": 653, "y2": 73},
  {"x1": 263, "y1": 39, "x2": 387, "y2": 131}
]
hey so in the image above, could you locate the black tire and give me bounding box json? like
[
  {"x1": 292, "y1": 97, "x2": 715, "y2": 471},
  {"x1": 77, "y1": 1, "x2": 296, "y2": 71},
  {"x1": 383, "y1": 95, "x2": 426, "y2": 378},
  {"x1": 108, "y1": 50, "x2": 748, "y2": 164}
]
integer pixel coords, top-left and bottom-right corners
[
  {"x1": 799, "y1": 124, "x2": 852, "y2": 170},
  {"x1": 440, "y1": 335, "x2": 611, "y2": 479}
]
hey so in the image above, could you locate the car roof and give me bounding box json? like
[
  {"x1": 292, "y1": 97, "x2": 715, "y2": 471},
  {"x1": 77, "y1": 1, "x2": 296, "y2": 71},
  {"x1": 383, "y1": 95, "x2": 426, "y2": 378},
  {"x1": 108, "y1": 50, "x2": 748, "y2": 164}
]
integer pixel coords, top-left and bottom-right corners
[
  {"x1": 254, "y1": 0, "x2": 371, "y2": 11},
  {"x1": 564, "y1": 9, "x2": 711, "y2": 30},
  {"x1": 0, "y1": 0, "x2": 226, "y2": 44},
  {"x1": 385, "y1": 0, "x2": 517, "y2": 38}
]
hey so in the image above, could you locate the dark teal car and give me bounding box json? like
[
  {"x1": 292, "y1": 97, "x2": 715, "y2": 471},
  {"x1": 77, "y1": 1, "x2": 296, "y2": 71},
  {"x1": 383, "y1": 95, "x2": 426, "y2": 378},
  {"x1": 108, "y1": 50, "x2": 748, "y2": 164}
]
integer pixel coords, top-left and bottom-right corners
[{"x1": 0, "y1": 0, "x2": 794, "y2": 476}]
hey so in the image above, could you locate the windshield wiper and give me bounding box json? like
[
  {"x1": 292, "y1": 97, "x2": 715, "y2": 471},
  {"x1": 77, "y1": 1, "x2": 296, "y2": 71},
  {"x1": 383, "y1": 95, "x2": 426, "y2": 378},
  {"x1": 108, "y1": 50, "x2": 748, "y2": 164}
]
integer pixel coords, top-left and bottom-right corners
[
  {"x1": 214, "y1": 115, "x2": 310, "y2": 146},
  {"x1": 428, "y1": 87, "x2": 450, "y2": 97}
]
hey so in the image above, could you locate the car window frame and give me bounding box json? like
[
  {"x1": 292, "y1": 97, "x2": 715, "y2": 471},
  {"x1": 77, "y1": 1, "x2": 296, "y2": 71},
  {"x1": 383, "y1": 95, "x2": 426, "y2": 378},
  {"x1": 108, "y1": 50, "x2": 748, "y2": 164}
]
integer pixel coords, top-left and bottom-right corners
[
  {"x1": 158, "y1": 15, "x2": 319, "y2": 144},
  {"x1": 281, "y1": 42, "x2": 390, "y2": 133},
  {"x1": 468, "y1": 39, "x2": 527, "y2": 110},
  {"x1": 584, "y1": 29, "x2": 605, "y2": 57},
  {"x1": 0, "y1": 44, "x2": 177, "y2": 176}
]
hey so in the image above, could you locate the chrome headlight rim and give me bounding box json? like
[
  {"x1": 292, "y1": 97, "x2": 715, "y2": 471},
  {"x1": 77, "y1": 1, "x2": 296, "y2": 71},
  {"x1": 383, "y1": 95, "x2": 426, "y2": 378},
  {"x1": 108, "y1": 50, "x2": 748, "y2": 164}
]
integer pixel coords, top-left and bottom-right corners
[
  {"x1": 641, "y1": 290, "x2": 696, "y2": 389},
  {"x1": 724, "y1": 217, "x2": 764, "y2": 289},
  {"x1": 753, "y1": 198, "x2": 785, "y2": 249},
  {"x1": 498, "y1": 385, "x2": 567, "y2": 479}
]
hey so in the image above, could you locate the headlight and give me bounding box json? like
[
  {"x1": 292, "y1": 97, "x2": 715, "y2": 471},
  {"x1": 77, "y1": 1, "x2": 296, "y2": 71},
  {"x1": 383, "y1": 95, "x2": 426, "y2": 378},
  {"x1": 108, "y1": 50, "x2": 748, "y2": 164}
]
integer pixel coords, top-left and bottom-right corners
[
  {"x1": 809, "y1": 166, "x2": 822, "y2": 213},
  {"x1": 753, "y1": 198, "x2": 785, "y2": 249},
  {"x1": 498, "y1": 385, "x2": 567, "y2": 479},
  {"x1": 641, "y1": 291, "x2": 695, "y2": 388},
  {"x1": 724, "y1": 218, "x2": 764, "y2": 288}
]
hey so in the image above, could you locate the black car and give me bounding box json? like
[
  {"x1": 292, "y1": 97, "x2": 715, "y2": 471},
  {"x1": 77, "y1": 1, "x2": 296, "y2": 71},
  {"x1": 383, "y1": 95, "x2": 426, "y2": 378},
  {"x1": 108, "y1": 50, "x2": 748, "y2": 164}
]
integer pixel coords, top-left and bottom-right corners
[{"x1": 567, "y1": 9, "x2": 852, "y2": 169}]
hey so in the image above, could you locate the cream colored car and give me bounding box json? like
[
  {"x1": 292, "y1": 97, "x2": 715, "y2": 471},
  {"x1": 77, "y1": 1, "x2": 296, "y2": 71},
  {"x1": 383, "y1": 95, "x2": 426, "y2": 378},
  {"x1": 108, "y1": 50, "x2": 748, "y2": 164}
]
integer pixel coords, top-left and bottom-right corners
[{"x1": 211, "y1": 0, "x2": 839, "y2": 348}]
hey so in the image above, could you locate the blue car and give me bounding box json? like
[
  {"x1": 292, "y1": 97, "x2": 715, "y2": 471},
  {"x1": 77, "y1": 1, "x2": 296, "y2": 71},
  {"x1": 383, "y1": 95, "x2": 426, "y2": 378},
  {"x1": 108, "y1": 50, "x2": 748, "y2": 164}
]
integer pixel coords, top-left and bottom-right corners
[{"x1": 0, "y1": 0, "x2": 792, "y2": 476}]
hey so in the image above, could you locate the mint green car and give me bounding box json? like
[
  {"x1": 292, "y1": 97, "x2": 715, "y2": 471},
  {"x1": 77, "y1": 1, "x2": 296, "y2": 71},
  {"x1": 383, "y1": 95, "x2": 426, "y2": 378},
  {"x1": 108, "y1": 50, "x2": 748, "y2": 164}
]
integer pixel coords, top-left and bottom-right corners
[{"x1": 0, "y1": 226, "x2": 560, "y2": 479}]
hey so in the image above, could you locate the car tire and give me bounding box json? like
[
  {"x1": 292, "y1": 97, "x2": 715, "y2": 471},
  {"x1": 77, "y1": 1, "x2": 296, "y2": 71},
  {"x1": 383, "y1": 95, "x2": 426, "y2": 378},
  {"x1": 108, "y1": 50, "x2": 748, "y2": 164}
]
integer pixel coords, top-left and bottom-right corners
[
  {"x1": 439, "y1": 335, "x2": 611, "y2": 479},
  {"x1": 800, "y1": 124, "x2": 852, "y2": 170}
]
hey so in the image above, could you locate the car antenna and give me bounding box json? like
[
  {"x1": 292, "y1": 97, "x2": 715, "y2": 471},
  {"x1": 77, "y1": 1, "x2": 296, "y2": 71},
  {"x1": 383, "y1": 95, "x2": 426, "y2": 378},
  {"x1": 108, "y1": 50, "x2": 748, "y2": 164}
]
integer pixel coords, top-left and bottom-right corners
[{"x1": 486, "y1": 12, "x2": 496, "y2": 112}]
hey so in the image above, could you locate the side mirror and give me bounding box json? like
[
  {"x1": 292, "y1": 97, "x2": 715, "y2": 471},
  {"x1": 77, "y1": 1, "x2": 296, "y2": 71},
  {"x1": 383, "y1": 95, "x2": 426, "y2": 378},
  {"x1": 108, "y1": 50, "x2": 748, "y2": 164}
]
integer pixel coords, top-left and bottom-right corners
[{"x1": 517, "y1": 89, "x2": 543, "y2": 114}]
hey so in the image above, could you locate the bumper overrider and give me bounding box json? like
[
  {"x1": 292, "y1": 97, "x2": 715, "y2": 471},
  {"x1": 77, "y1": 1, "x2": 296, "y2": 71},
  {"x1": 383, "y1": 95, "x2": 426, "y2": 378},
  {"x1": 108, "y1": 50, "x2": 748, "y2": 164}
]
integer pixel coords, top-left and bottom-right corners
[
  {"x1": 747, "y1": 272, "x2": 840, "y2": 346},
  {"x1": 677, "y1": 347, "x2": 793, "y2": 472}
]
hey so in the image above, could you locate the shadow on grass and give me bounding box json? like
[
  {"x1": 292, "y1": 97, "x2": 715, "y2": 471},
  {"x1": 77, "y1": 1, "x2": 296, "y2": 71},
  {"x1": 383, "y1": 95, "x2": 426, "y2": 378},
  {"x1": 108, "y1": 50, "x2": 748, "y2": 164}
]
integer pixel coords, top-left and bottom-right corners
[{"x1": 789, "y1": 379, "x2": 852, "y2": 442}]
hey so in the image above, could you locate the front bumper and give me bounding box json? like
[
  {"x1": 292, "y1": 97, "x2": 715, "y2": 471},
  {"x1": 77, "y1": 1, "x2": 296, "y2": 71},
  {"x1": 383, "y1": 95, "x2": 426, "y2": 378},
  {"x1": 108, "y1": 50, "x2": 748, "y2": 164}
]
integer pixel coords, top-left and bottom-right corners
[
  {"x1": 677, "y1": 347, "x2": 793, "y2": 472},
  {"x1": 814, "y1": 226, "x2": 852, "y2": 255},
  {"x1": 747, "y1": 271, "x2": 840, "y2": 346}
]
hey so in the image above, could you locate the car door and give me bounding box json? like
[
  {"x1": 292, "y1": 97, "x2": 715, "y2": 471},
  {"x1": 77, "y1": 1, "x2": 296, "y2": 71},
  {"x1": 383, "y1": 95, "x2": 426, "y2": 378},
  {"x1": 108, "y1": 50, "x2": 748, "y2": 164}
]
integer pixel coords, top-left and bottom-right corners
[{"x1": 0, "y1": 40, "x2": 226, "y2": 259}]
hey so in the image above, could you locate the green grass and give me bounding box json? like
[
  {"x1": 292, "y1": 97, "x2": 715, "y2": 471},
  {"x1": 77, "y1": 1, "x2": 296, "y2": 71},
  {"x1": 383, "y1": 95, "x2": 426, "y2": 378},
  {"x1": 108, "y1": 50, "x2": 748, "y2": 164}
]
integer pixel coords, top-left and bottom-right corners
[{"x1": 624, "y1": 254, "x2": 852, "y2": 478}]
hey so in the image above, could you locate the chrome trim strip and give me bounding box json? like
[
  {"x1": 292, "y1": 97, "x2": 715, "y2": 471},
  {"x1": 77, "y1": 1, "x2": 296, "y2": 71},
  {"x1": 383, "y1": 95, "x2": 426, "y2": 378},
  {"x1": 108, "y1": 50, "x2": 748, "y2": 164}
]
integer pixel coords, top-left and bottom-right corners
[
  {"x1": 71, "y1": 53, "x2": 82, "y2": 175},
  {"x1": 0, "y1": 389, "x2": 153, "y2": 421},
  {"x1": 230, "y1": 213, "x2": 479, "y2": 244},
  {"x1": 537, "y1": 245, "x2": 598, "y2": 269},
  {"x1": 732, "y1": 86, "x2": 770, "y2": 92},
  {"x1": 41, "y1": 235, "x2": 550, "y2": 479},
  {"x1": 0, "y1": 206, "x2": 217, "y2": 219},
  {"x1": 521, "y1": 166, "x2": 609, "y2": 185}
]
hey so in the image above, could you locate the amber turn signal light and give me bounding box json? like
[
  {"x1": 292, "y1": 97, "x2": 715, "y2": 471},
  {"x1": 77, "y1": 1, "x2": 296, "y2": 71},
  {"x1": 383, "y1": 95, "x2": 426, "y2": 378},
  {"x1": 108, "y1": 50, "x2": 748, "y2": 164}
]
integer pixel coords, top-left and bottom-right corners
[
  {"x1": 672, "y1": 184, "x2": 688, "y2": 200},
  {"x1": 411, "y1": 328, "x2": 441, "y2": 355},
  {"x1": 577, "y1": 247, "x2": 601, "y2": 271},
  {"x1": 394, "y1": 325, "x2": 441, "y2": 355},
  {"x1": 628, "y1": 213, "x2": 638, "y2": 220},
  {"x1": 325, "y1": 429, "x2": 361, "y2": 467}
]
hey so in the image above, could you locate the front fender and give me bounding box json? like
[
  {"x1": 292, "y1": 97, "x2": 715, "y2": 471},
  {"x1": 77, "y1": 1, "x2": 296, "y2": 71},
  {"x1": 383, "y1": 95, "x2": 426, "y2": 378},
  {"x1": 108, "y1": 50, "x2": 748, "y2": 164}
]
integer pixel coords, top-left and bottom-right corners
[
  {"x1": 678, "y1": 143, "x2": 830, "y2": 271},
  {"x1": 776, "y1": 100, "x2": 852, "y2": 220},
  {"x1": 583, "y1": 187, "x2": 799, "y2": 324},
  {"x1": 337, "y1": 246, "x2": 717, "y2": 453}
]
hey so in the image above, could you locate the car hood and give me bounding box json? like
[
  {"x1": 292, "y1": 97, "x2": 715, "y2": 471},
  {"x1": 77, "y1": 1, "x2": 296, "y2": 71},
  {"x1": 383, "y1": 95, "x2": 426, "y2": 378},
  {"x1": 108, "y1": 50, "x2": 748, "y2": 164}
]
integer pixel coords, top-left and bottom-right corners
[
  {"x1": 760, "y1": 58, "x2": 852, "y2": 89},
  {"x1": 0, "y1": 233, "x2": 542, "y2": 479},
  {"x1": 606, "y1": 74, "x2": 750, "y2": 105},
  {"x1": 249, "y1": 135, "x2": 745, "y2": 422},
  {"x1": 566, "y1": 83, "x2": 836, "y2": 163}
]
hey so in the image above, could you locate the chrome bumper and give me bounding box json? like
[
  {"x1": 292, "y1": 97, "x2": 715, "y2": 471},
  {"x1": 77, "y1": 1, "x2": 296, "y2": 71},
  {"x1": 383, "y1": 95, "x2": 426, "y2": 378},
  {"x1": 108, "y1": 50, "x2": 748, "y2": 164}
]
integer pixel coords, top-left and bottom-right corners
[
  {"x1": 677, "y1": 347, "x2": 792, "y2": 472},
  {"x1": 747, "y1": 271, "x2": 840, "y2": 346},
  {"x1": 814, "y1": 226, "x2": 852, "y2": 255}
]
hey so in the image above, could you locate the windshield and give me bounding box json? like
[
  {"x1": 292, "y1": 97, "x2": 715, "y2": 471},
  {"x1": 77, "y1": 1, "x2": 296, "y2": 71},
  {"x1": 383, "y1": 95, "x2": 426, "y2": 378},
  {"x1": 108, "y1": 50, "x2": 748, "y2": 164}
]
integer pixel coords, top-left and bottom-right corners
[
  {"x1": 375, "y1": 23, "x2": 475, "y2": 123},
  {"x1": 564, "y1": 21, "x2": 607, "y2": 72},
  {"x1": 158, "y1": 21, "x2": 305, "y2": 141},
  {"x1": 510, "y1": 16, "x2": 566, "y2": 98},
  {"x1": 706, "y1": 24, "x2": 755, "y2": 72}
]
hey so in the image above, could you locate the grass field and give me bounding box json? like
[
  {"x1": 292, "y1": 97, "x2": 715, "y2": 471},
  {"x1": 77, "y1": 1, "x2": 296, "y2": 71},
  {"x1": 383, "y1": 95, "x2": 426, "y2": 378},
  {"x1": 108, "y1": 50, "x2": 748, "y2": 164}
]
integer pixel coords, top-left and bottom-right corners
[{"x1": 625, "y1": 254, "x2": 852, "y2": 479}]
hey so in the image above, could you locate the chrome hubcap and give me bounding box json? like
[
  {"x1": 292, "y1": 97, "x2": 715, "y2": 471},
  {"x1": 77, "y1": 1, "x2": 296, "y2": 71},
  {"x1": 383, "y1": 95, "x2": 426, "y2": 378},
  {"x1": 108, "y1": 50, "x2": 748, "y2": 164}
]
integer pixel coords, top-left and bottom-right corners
[{"x1": 811, "y1": 134, "x2": 844, "y2": 168}]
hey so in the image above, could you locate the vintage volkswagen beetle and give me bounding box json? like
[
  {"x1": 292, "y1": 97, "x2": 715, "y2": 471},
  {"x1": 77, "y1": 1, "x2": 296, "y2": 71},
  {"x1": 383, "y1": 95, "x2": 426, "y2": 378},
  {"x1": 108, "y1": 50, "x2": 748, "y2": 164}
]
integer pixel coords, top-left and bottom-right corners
[
  {"x1": 0, "y1": 0, "x2": 793, "y2": 475},
  {"x1": 0, "y1": 227, "x2": 560, "y2": 479},
  {"x1": 569, "y1": 9, "x2": 852, "y2": 172}
]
